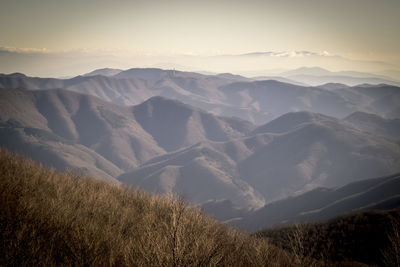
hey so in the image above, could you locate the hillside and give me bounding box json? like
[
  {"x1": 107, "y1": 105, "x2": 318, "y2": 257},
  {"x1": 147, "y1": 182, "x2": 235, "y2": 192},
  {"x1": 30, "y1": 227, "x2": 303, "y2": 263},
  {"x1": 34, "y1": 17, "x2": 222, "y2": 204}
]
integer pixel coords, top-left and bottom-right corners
[
  {"x1": 239, "y1": 112, "x2": 400, "y2": 200},
  {"x1": 0, "y1": 148, "x2": 293, "y2": 266},
  {"x1": 332, "y1": 84, "x2": 400, "y2": 119},
  {"x1": 119, "y1": 142, "x2": 266, "y2": 209},
  {"x1": 0, "y1": 88, "x2": 253, "y2": 180},
  {"x1": 0, "y1": 88, "x2": 164, "y2": 177},
  {"x1": 344, "y1": 111, "x2": 400, "y2": 140},
  {"x1": 256, "y1": 209, "x2": 400, "y2": 266},
  {"x1": 131, "y1": 96, "x2": 254, "y2": 152},
  {"x1": 234, "y1": 173, "x2": 400, "y2": 231},
  {"x1": 252, "y1": 111, "x2": 335, "y2": 134},
  {"x1": 2, "y1": 148, "x2": 396, "y2": 266},
  {"x1": 2, "y1": 87, "x2": 400, "y2": 213},
  {"x1": 123, "y1": 111, "x2": 400, "y2": 210},
  {"x1": 0, "y1": 73, "x2": 154, "y2": 106},
  {"x1": 218, "y1": 80, "x2": 358, "y2": 120}
]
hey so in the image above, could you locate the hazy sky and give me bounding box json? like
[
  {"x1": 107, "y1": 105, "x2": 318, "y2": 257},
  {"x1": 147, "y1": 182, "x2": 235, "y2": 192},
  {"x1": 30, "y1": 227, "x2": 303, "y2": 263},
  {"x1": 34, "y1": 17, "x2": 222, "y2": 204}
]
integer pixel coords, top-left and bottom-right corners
[{"x1": 1, "y1": 0, "x2": 400, "y2": 77}]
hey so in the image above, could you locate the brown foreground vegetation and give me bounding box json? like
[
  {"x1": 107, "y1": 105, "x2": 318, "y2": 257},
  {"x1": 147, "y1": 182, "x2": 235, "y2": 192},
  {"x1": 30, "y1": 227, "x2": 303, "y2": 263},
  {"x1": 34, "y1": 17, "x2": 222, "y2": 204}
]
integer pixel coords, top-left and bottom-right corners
[
  {"x1": 4, "y1": 147, "x2": 397, "y2": 266},
  {"x1": 0, "y1": 148, "x2": 294, "y2": 266},
  {"x1": 257, "y1": 209, "x2": 400, "y2": 266}
]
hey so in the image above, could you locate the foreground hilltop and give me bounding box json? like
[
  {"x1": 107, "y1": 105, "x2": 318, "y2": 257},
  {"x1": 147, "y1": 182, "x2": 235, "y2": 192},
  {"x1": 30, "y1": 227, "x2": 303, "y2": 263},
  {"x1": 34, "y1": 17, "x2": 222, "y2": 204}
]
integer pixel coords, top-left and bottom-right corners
[
  {"x1": 257, "y1": 209, "x2": 400, "y2": 266},
  {"x1": 2, "y1": 149, "x2": 398, "y2": 266},
  {"x1": 0, "y1": 148, "x2": 291, "y2": 266}
]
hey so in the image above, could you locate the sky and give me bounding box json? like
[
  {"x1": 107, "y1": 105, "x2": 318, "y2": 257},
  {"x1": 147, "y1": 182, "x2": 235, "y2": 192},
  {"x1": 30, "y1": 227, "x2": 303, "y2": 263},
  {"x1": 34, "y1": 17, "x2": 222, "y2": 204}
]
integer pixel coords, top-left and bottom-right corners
[{"x1": 1, "y1": 0, "x2": 400, "y2": 77}]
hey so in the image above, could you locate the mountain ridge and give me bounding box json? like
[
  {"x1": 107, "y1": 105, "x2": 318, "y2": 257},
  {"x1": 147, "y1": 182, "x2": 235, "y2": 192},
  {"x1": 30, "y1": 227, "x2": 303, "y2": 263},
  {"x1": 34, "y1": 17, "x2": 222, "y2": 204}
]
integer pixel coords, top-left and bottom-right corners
[
  {"x1": 234, "y1": 173, "x2": 400, "y2": 232},
  {"x1": 2, "y1": 69, "x2": 399, "y2": 124},
  {"x1": 119, "y1": 109, "x2": 400, "y2": 209},
  {"x1": 0, "y1": 88, "x2": 257, "y2": 182},
  {"x1": 1, "y1": 69, "x2": 400, "y2": 227}
]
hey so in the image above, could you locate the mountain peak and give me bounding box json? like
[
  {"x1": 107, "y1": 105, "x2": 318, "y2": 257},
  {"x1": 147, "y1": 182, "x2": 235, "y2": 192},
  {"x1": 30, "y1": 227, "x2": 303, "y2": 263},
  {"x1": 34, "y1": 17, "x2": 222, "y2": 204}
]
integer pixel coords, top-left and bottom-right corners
[
  {"x1": 2, "y1": 72, "x2": 27, "y2": 78},
  {"x1": 115, "y1": 68, "x2": 167, "y2": 79},
  {"x1": 138, "y1": 96, "x2": 194, "y2": 112},
  {"x1": 317, "y1": 83, "x2": 349, "y2": 90},
  {"x1": 132, "y1": 96, "x2": 255, "y2": 152},
  {"x1": 253, "y1": 111, "x2": 336, "y2": 134},
  {"x1": 297, "y1": 66, "x2": 328, "y2": 72},
  {"x1": 83, "y1": 68, "x2": 123, "y2": 77}
]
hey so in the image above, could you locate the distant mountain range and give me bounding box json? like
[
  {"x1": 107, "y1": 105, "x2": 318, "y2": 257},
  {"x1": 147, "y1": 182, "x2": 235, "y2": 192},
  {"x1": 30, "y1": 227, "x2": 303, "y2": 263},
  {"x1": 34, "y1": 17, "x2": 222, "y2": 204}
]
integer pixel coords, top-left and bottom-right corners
[
  {"x1": 280, "y1": 66, "x2": 400, "y2": 86},
  {"x1": 344, "y1": 111, "x2": 400, "y2": 141},
  {"x1": 0, "y1": 88, "x2": 252, "y2": 180},
  {"x1": 83, "y1": 68, "x2": 123, "y2": 77},
  {"x1": 1, "y1": 68, "x2": 400, "y2": 124},
  {"x1": 122, "y1": 109, "x2": 400, "y2": 208},
  {"x1": 0, "y1": 88, "x2": 158, "y2": 181},
  {"x1": 1, "y1": 68, "x2": 400, "y2": 231}
]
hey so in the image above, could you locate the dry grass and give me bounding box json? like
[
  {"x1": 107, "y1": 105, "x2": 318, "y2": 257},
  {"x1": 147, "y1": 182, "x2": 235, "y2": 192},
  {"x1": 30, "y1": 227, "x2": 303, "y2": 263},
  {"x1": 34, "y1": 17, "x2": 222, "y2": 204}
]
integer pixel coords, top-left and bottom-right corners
[
  {"x1": 0, "y1": 148, "x2": 294, "y2": 266},
  {"x1": 382, "y1": 215, "x2": 400, "y2": 267},
  {"x1": 257, "y1": 209, "x2": 400, "y2": 266}
]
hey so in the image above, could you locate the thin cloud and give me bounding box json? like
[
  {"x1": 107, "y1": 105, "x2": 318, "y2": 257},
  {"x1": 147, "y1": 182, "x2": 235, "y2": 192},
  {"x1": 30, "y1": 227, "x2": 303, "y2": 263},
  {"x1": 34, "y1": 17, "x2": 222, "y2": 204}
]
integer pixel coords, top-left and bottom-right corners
[
  {"x1": 0, "y1": 46, "x2": 48, "y2": 54},
  {"x1": 238, "y1": 50, "x2": 335, "y2": 58}
]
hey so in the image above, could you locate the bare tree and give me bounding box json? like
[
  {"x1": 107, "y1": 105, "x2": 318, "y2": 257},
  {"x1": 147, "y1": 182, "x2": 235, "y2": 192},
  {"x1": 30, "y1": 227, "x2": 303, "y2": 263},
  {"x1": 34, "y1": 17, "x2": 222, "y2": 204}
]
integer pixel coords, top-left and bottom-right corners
[
  {"x1": 169, "y1": 196, "x2": 186, "y2": 267},
  {"x1": 382, "y1": 216, "x2": 400, "y2": 267},
  {"x1": 288, "y1": 224, "x2": 319, "y2": 267}
]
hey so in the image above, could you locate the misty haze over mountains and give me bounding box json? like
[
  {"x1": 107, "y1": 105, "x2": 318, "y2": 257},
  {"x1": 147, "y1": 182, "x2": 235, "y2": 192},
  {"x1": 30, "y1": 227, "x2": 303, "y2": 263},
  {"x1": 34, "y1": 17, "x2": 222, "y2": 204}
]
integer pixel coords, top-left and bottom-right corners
[
  {"x1": 279, "y1": 66, "x2": 400, "y2": 87},
  {"x1": 1, "y1": 67, "x2": 400, "y2": 124},
  {"x1": 1, "y1": 67, "x2": 400, "y2": 230}
]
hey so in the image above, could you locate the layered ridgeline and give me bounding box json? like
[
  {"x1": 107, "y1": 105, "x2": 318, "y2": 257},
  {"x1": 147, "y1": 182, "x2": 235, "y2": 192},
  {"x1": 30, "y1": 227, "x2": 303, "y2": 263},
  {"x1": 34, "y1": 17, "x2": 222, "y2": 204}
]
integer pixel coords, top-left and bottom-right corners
[
  {"x1": 344, "y1": 111, "x2": 400, "y2": 141},
  {"x1": 121, "y1": 110, "x2": 400, "y2": 209},
  {"x1": 1, "y1": 68, "x2": 400, "y2": 124},
  {"x1": 0, "y1": 88, "x2": 252, "y2": 181},
  {"x1": 0, "y1": 88, "x2": 161, "y2": 182},
  {"x1": 0, "y1": 148, "x2": 293, "y2": 266},
  {"x1": 280, "y1": 66, "x2": 400, "y2": 87},
  {"x1": 233, "y1": 173, "x2": 400, "y2": 232},
  {"x1": 1, "y1": 87, "x2": 400, "y2": 213}
]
